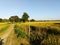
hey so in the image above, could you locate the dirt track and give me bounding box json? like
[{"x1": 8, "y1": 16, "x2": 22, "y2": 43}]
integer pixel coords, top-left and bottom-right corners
[{"x1": 0, "y1": 24, "x2": 14, "y2": 45}]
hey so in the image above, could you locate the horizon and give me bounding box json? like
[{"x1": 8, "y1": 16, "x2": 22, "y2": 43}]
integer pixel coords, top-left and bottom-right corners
[{"x1": 0, "y1": 0, "x2": 60, "y2": 20}]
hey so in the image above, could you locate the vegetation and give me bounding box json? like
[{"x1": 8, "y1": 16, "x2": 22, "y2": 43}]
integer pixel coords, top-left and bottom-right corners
[
  {"x1": 9, "y1": 16, "x2": 20, "y2": 22},
  {"x1": 0, "y1": 23, "x2": 10, "y2": 36},
  {"x1": 0, "y1": 24, "x2": 9, "y2": 33},
  {"x1": 29, "y1": 22, "x2": 60, "y2": 45},
  {"x1": 30, "y1": 19, "x2": 35, "y2": 22},
  {"x1": 14, "y1": 25, "x2": 28, "y2": 38},
  {"x1": 14, "y1": 24, "x2": 29, "y2": 45},
  {"x1": 0, "y1": 12, "x2": 30, "y2": 23},
  {"x1": 0, "y1": 18, "x2": 3, "y2": 22},
  {"x1": 0, "y1": 21, "x2": 60, "y2": 45},
  {"x1": 0, "y1": 13, "x2": 60, "y2": 45},
  {"x1": 22, "y1": 12, "x2": 29, "y2": 22},
  {"x1": 0, "y1": 23, "x2": 9, "y2": 30},
  {"x1": 17, "y1": 22, "x2": 60, "y2": 45}
]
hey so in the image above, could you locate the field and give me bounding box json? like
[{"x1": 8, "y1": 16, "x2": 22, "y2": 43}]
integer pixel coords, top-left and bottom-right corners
[
  {"x1": 0, "y1": 22, "x2": 60, "y2": 45},
  {"x1": 16, "y1": 22, "x2": 60, "y2": 45},
  {"x1": 0, "y1": 23, "x2": 10, "y2": 36}
]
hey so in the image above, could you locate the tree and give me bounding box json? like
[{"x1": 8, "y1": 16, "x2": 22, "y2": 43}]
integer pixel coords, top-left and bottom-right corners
[
  {"x1": 22, "y1": 12, "x2": 29, "y2": 22},
  {"x1": 0, "y1": 18, "x2": 2, "y2": 22},
  {"x1": 2, "y1": 19, "x2": 9, "y2": 22},
  {"x1": 9, "y1": 15, "x2": 20, "y2": 22},
  {"x1": 30, "y1": 19, "x2": 35, "y2": 22}
]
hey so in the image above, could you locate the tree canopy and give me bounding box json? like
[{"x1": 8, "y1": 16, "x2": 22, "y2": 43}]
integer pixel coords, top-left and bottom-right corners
[
  {"x1": 22, "y1": 12, "x2": 29, "y2": 22},
  {"x1": 30, "y1": 19, "x2": 35, "y2": 22},
  {"x1": 0, "y1": 18, "x2": 2, "y2": 22},
  {"x1": 9, "y1": 16, "x2": 20, "y2": 22},
  {"x1": 0, "y1": 12, "x2": 36, "y2": 23}
]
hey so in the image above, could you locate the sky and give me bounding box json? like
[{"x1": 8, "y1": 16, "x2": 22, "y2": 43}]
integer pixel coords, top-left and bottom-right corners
[{"x1": 0, "y1": 0, "x2": 60, "y2": 20}]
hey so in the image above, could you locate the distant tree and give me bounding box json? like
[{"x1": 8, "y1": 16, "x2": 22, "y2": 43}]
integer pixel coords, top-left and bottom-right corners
[
  {"x1": 19, "y1": 18, "x2": 23, "y2": 22},
  {"x1": 30, "y1": 19, "x2": 35, "y2": 22},
  {"x1": 22, "y1": 12, "x2": 29, "y2": 22},
  {"x1": 9, "y1": 15, "x2": 20, "y2": 22},
  {"x1": 2, "y1": 19, "x2": 9, "y2": 22},
  {"x1": 0, "y1": 18, "x2": 2, "y2": 22}
]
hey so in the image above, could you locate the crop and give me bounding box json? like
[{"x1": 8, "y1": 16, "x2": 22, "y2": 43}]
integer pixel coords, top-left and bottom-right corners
[
  {"x1": 17, "y1": 22, "x2": 60, "y2": 45},
  {"x1": 0, "y1": 23, "x2": 10, "y2": 36},
  {"x1": 14, "y1": 25, "x2": 28, "y2": 38}
]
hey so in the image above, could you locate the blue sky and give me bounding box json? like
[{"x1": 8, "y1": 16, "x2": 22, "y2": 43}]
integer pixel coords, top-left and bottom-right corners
[{"x1": 0, "y1": 0, "x2": 60, "y2": 20}]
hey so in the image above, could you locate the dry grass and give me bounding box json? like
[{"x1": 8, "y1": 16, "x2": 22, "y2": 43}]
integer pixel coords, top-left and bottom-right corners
[
  {"x1": 0, "y1": 23, "x2": 8, "y2": 30},
  {"x1": 17, "y1": 22, "x2": 60, "y2": 45},
  {"x1": 1, "y1": 22, "x2": 60, "y2": 45}
]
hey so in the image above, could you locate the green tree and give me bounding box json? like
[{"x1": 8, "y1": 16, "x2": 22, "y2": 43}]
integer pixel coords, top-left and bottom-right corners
[
  {"x1": 9, "y1": 15, "x2": 20, "y2": 22},
  {"x1": 0, "y1": 18, "x2": 2, "y2": 22},
  {"x1": 30, "y1": 19, "x2": 35, "y2": 22},
  {"x1": 2, "y1": 19, "x2": 9, "y2": 22},
  {"x1": 22, "y1": 12, "x2": 29, "y2": 22}
]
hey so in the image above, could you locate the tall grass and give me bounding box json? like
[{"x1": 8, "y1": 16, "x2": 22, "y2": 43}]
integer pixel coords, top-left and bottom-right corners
[
  {"x1": 0, "y1": 23, "x2": 10, "y2": 36},
  {"x1": 0, "y1": 24, "x2": 10, "y2": 33},
  {"x1": 14, "y1": 25, "x2": 30, "y2": 45},
  {"x1": 15, "y1": 22, "x2": 60, "y2": 45},
  {"x1": 30, "y1": 23, "x2": 60, "y2": 45},
  {"x1": 14, "y1": 25, "x2": 28, "y2": 38}
]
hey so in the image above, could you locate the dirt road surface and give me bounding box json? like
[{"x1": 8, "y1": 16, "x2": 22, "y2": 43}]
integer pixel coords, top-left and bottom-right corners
[{"x1": 0, "y1": 24, "x2": 14, "y2": 45}]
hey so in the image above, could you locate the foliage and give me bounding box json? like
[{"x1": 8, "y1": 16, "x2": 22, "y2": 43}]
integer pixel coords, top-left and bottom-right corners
[
  {"x1": 22, "y1": 12, "x2": 29, "y2": 22},
  {"x1": 9, "y1": 15, "x2": 20, "y2": 22},
  {"x1": 0, "y1": 24, "x2": 10, "y2": 32},
  {"x1": 2, "y1": 19, "x2": 9, "y2": 22},
  {"x1": 0, "y1": 18, "x2": 2, "y2": 22},
  {"x1": 14, "y1": 25, "x2": 28, "y2": 38},
  {"x1": 0, "y1": 23, "x2": 10, "y2": 35},
  {"x1": 30, "y1": 19, "x2": 35, "y2": 22},
  {"x1": 20, "y1": 22, "x2": 60, "y2": 45}
]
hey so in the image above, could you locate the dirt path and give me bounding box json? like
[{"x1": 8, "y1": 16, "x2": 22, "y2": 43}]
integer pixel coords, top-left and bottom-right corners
[
  {"x1": 4, "y1": 24, "x2": 20, "y2": 45},
  {"x1": 0, "y1": 24, "x2": 14, "y2": 45}
]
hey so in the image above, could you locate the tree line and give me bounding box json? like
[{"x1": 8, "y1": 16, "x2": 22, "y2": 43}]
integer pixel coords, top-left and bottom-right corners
[{"x1": 0, "y1": 12, "x2": 35, "y2": 22}]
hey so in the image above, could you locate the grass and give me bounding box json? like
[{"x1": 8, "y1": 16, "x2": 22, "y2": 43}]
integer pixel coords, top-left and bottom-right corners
[
  {"x1": 0, "y1": 23, "x2": 10, "y2": 36},
  {"x1": 14, "y1": 25, "x2": 28, "y2": 38},
  {"x1": 0, "y1": 23, "x2": 8, "y2": 30},
  {"x1": 0, "y1": 22, "x2": 60, "y2": 45},
  {"x1": 17, "y1": 22, "x2": 60, "y2": 45},
  {"x1": 14, "y1": 24, "x2": 30, "y2": 45}
]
